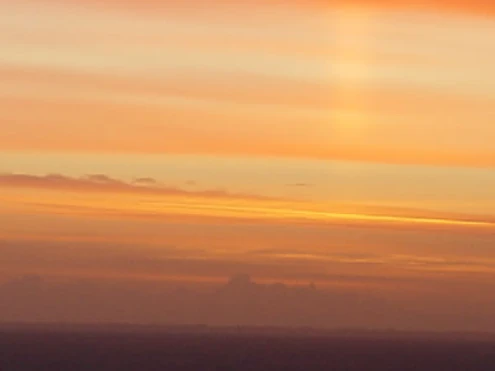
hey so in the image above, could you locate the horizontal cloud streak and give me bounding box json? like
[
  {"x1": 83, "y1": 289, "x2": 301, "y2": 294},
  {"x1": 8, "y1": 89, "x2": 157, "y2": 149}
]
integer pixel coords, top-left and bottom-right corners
[
  {"x1": 0, "y1": 173, "x2": 275, "y2": 201},
  {"x1": 22, "y1": 0, "x2": 495, "y2": 17},
  {"x1": 1, "y1": 173, "x2": 494, "y2": 232},
  {"x1": 1, "y1": 0, "x2": 494, "y2": 167},
  {"x1": 3, "y1": 238, "x2": 495, "y2": 287}
]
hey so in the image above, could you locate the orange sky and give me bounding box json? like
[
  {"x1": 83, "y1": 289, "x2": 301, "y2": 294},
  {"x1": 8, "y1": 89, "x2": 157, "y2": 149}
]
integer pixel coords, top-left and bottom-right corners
[
  {"x1": 1, "y1": 0, "x2": 494, "y2": 166},
  {"x1": 0, "y1": 0, "x2": 494, "y2": 330}
]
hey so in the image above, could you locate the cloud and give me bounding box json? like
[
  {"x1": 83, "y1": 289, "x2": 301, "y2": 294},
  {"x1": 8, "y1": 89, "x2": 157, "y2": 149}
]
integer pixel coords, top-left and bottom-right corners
[
  {"x1": 306, "y1": 0, "x2": 495, "y2": 17},
  {"x1": 133, "y1": 177, "x2": 158, "y2": 185},
  {"x1": 0, "y1": 66, "x2": 331, "y2": 111},
  {"x1": 2, "y1": 173, "x2": 493, "y2": 233},
  {"x1": 2, "y1": 0, "x2": 495, "y2": 171},
  {"x1": 28, "y1": 0, "x2": 495, "y2": 17},
  {"x1": 4, "y1": 236, "x2": 495, "y2": 296},
  {"x1": 85, "y1": 174, "x2": 123, "y2": 185},
  {"x1": 2, "y1": 273, "x2": 495, "y2": 331},
  {"x1": 286, "y1": 183, "x2": 314, "y2": 187},
  {"x1": 0, "y1": 173, "x2": 276, "y2": 201},
  {"x1": 0, "y1": 273, "x2": 395, "y2": 328}
]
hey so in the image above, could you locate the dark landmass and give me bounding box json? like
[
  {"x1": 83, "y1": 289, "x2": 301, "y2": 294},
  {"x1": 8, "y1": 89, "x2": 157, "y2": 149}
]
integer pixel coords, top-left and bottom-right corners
[{"x1": 1, "y1": 324, "x2": 495, "y2": 371}]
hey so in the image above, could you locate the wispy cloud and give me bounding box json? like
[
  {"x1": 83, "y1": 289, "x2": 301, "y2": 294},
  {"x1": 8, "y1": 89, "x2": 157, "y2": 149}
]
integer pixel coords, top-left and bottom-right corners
[
  {"x1": 0, "y1": 173, "x2": 275, "y2": 201},
  {"x1": 1, "y1": 173, "x2": 493, "y2": 232},
  {"x1": 1, "y1": 1, "x2": 494, "y2": 167},
  {"x1": 0, "y1": 174, "x2": 495, "y2": 230}
]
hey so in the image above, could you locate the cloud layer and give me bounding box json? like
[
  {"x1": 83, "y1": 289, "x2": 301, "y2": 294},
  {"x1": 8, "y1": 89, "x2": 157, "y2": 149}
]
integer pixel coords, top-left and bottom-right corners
[
  {"x1": 2, "y1": 273, "x2": 495, "y2": 332},
  {"x1": 0, "y1": 173, "x2": 273, "y2": 201},
  {"x1": 1, "y1": 0, "x2": 494, "y2": 167}
]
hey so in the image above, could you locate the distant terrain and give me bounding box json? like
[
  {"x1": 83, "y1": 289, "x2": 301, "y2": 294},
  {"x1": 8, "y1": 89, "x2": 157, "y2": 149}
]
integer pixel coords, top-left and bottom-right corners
[{"x1": 1, "y1": 324, "x2": 495, "y2": 371}]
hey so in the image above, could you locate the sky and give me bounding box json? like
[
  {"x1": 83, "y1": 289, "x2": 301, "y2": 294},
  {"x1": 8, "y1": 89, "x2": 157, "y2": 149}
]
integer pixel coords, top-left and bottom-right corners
[{"x1": 0, "y1": 0, "x2": 494, "y2": 331}]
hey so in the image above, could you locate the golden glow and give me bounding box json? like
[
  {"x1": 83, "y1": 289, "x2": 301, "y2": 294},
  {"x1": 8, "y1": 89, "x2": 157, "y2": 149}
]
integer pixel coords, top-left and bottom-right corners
[{"x1": 1, "y1": 0, "x2": 495, "y2": 331}]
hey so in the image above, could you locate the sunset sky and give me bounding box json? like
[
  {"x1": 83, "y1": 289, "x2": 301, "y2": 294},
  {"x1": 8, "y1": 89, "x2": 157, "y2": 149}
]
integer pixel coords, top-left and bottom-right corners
[{"x1": 1, "y1": 0, "x2": 494, "y2": 330}]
